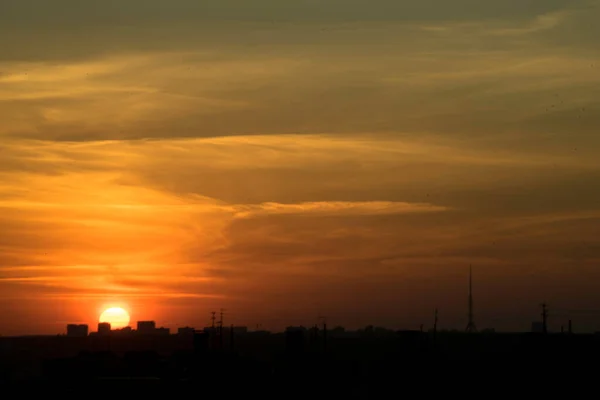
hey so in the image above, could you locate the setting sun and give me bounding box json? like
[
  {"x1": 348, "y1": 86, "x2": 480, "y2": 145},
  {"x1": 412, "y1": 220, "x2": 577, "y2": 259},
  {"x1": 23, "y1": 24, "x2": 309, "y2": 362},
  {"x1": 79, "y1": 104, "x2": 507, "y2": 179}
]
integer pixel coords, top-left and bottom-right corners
[{"x1": 99, "y1": 307, "x2": 130, "y2": 329}]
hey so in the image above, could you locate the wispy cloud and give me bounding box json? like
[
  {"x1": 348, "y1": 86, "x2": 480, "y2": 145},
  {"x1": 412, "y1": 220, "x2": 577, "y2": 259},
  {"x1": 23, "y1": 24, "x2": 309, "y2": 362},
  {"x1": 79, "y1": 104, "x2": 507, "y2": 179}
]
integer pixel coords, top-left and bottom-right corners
[
  {"x1": 1, "y1": 4, "x2": 599, "y2": 143},
  {"x1": 1, "y1": 0, "x2": 600, "y2": 332},
  {"x1": 0, "y1": 272, "x2": 225, "y2": 301},
  {"x1": 229, "y1": 201, "x2": 448, "y2": 218},
  {"x1": 487, "y1": 10, "x2": 571, "y2": 36}
]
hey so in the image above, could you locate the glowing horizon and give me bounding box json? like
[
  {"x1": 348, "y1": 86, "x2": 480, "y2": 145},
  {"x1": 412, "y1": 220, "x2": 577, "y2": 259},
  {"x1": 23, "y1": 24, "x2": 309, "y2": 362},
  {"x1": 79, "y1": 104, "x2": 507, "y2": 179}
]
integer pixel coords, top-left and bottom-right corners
[
  {"x1": 99, "y1": 307, "x2": 131, "y2": 329},
  {"x1": 1, "y1": 0, "x2": 600, "y2": 335}
]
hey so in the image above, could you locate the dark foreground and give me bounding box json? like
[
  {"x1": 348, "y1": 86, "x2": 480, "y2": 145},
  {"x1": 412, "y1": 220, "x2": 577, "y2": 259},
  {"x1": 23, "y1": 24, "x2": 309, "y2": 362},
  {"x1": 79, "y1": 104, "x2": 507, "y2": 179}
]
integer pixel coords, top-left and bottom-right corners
[{"x1": 1, "y1": 331, "x2": 598, "y2": 395}]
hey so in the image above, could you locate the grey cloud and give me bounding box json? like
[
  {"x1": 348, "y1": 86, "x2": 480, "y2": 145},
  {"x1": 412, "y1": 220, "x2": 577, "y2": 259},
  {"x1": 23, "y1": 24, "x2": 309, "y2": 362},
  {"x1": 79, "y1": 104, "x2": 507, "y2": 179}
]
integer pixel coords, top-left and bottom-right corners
[
  {"x1": 0, "y1": 0, "x2": 592, "y2": 62},
  {"x1": 5, "y1": 47, "x2": 598, "y2": 145},
  {"x1": 176, "y1": 206, "x2": 600, "y2": 331},
  {"x1": 220, "y1": 213, "x2": 599, "y2": 277},
  {"x1": 1, "y1": 1, "x2": 598, "y2": 151},
  {"x1": 530, "y1": 1, "x2": 600, "y2": 49},
  {"x1": 1, "y1": 0, "x2": 577, "y2": 26},
  {"x1": 516, "y1": 102, "x2": 600, "y2": 137},
  {"x1": 129, "y1": 153, "x2": 600, "y2": 216}
]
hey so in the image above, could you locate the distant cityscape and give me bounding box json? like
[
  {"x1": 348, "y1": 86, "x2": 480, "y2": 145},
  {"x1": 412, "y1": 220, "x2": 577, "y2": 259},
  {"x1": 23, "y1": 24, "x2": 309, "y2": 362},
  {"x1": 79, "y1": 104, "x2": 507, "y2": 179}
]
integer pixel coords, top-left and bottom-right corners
[
  {"x1": 61, "y1": 319, "x2": 574, "y2": 339},
  {"x1": 3, "y1": 267, "x2": 600, "y2": 387},
  {"x1": 3, "y1": 303, "x2": 600, "y2": 387},
  {"x1": 52, "y1": 268, "x2": 585, "y2": 339},
  {"x1": 61, "y1": 316, "x2": 578, "y2": 339},
  {"x1": 25, "y1": 267, "x2": 600, "y2": 338}
]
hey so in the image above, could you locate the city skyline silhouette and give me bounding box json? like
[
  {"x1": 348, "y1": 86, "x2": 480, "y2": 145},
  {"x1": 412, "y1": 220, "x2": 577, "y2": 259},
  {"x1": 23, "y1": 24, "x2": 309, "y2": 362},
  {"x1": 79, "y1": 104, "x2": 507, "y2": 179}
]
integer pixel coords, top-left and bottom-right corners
[
  {"x1": 1, "y1": 3, "x2": 600, "y2": 391},
  {"x1": 3, "y1": 267, "x2": 598, "y2": 336}
]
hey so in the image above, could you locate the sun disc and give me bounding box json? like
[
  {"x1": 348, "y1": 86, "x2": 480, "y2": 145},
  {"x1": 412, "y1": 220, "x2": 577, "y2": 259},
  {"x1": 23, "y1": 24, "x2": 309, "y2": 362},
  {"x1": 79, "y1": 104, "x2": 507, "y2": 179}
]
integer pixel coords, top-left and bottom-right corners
[{"x1": 99, "y1": 307, "x2": 130, "y2": 329}]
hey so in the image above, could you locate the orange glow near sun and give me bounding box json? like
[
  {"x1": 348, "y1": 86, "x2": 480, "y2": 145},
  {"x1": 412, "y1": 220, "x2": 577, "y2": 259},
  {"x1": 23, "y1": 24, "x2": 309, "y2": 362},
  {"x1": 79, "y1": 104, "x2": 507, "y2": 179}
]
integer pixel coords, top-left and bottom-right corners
[{"x1": 99, "y1": 307, "x2": 130, "y2": 329}]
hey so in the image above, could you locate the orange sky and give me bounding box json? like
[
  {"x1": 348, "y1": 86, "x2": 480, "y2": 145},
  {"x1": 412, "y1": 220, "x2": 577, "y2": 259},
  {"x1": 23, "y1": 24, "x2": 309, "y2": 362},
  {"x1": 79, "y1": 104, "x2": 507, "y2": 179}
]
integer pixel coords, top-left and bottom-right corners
[{"x1": 1, "y1": 0, "x2": 600, "y2": 335}]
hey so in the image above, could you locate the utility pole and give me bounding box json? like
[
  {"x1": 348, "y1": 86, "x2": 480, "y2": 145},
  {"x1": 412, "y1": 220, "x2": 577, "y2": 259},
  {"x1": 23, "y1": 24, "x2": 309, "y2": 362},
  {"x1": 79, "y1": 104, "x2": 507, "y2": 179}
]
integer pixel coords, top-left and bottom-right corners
[
  {"x1": 541, "y1": 303, "x2": 548, "y2": 334},
  {"x1": 218, "y1": 308, "x2": 224, "y2": 349},
  {"x1": 317, "y1": 315, "x2": 327, "y2": 352},
  {"x1": 466, "y1": 266, "x2": 477, "y2": 333},
  {"x1": 211, "y1": 311, "x2": 216, "y2": 330}
]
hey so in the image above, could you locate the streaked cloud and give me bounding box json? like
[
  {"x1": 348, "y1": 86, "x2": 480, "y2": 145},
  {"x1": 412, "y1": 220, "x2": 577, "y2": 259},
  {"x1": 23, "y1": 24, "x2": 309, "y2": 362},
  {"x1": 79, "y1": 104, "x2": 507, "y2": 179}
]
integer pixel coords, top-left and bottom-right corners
[
  {"x1": 1, "y1": 0, "x2": 600, "y2": 334},
  {"x1": 230, "y1": 201, "x2": 447, "y2": 218}
]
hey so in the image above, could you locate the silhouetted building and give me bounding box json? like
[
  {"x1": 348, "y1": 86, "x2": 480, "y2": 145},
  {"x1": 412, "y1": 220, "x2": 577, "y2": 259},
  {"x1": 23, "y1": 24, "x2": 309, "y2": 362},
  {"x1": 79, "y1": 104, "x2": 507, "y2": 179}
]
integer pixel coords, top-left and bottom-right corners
[
  {"x1": 531, "y1": 321, "x2": 544, "y2": 333},
  {"x1": 203, "y1": 327, "x2": 217, "y2": 335},
  {"x1": 178, "y1": 327, "x2": 195, "y2": 335},
  {"x1": 136, "y1": 321, "x2": 170, "y2": 336},
  {"x1": 285, "y1": 327, "x2": 305, "y2": 354},
  {"x1": 223, "y1": 326, "x2": 248, "y2": 335},
  {"x1": 113, "y1": 326, "x2": 133, "y2": 336},
  {"x1": 249, "y1": 330, "x2": 270, "y2": 336},
  {"x1": 330, "y1": 326, "x2": 345, "y2": 337},
  {"x1": 66, "y1": 324, "x2": 88, "y2": 337},
  {"x1": 156, "y1": 327, "x2": 170, "y2": 335},
  {"x1": 97, "y1": 322, "x2": 111, "y2": 335},
  {"x1": 193, "y1": 331, "x2": 210, "y2": 351},
  {"x1": 137, "y1": 321, "x2": 156, "y2": 334},
  {"x1": 397, "y1": 330, "x2": 427, "y2": 354},
  {"x1": 234, "y1": 326, "x2": 248, "y2": 334}
]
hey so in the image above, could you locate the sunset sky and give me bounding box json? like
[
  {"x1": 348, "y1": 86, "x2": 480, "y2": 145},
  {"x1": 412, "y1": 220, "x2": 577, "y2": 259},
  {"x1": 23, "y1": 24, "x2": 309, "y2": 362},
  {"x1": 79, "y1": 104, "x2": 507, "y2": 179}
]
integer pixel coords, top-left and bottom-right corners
[{"x1": 1, "y1": 0, "x2": 600, "y2": 335}]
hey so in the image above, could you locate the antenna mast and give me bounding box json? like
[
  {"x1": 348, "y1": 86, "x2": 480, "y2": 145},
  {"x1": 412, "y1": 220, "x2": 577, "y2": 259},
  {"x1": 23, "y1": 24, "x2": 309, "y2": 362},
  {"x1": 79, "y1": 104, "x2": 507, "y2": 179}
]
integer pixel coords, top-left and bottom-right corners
[
  {"x1": 218, "y1": 308, "x2": 225, "y2": 349},
  {"x1": 541, "y1": 302, "x2": 548, "y2": 334},
  {"x1": 466, "y1": 265, "x2": 477, "y2": 333},
  {"x1": 318, "y1": 315, "x2": 327, "y2": 352}
]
